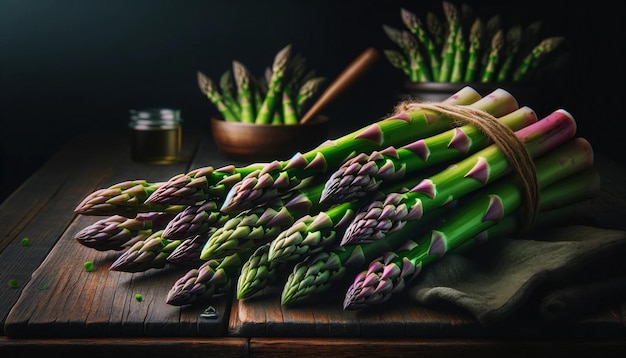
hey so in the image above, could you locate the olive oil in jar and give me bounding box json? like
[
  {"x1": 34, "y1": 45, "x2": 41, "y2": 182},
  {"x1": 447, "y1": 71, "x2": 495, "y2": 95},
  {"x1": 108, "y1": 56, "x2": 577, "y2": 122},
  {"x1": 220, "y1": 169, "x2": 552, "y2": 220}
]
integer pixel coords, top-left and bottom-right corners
[{"x1": 129, "y1": 108, "x2": 182, "y2": 164}]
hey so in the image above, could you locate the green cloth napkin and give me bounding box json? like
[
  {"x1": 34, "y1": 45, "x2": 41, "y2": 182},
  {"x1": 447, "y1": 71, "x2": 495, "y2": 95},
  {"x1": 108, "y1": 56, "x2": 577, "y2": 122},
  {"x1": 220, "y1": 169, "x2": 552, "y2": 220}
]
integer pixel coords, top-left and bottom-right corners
[{"x1": 408, "y1": 225, "x2": 626, "y2": 326}]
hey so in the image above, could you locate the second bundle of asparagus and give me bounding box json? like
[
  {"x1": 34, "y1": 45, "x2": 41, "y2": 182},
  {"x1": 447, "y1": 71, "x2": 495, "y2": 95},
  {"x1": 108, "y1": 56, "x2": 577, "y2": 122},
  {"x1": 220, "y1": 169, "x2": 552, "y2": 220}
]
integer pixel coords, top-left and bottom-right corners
[{"x1": 198, "y1": 44, "x2": 326, "y2": 125}]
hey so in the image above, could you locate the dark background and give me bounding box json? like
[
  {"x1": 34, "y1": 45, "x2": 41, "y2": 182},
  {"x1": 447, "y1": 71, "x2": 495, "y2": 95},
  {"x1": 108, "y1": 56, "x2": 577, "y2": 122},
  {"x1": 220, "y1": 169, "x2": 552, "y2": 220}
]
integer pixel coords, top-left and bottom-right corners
[{"x1": 1, "y1": 0, "x2": 623, "y2": 204}]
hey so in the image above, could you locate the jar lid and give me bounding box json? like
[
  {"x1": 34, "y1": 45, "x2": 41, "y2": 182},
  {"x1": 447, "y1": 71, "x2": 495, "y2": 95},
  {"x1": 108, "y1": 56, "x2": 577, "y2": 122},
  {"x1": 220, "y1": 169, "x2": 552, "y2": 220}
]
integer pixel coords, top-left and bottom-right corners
[{"x1": 129, "y1": 108, "x2": 182, "y2": 129}]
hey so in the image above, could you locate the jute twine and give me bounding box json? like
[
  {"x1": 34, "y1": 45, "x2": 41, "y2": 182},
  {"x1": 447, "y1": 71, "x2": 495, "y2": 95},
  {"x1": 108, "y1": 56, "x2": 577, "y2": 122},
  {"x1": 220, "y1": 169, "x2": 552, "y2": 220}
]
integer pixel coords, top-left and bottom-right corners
[{"x1": 400, "y1": 101, "x2": 539, "y2": 231}]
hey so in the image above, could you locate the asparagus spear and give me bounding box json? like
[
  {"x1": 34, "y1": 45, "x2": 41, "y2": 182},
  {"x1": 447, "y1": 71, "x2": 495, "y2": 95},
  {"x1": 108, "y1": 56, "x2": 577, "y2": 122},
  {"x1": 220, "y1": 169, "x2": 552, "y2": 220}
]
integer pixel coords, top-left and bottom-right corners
[
  {"x1": 266, "y1": 200, "x2": 361, "y2": 265},
  {"x1": 201, "y1": 182, "x2": 328, "y2": 260},
  {"x1": 426, "y1": 11, "x2": 445, "y2": 50},
  {"x1": 281, "y1": 83, "x2": 299, "y2": 125},
  {"x1": 342, "y1": 137, "x2": 595, "y2": 310},
  {"x1": 496, "y1": 24, "x2": 523, "y2": 82},
  {"x1": 401, "y1": 8, "x2": 440, "y2": 80},
  {"x1": 321, "y1": 106, "x2": 538, "y2": 204},
  {"x1": 109, "y1": 230, "x2": 181, "y2": 272},
  {"x1": 218, "y1": 70, "x2": 241, "y2": 118},
  {"x1": 296, "y1": 77, "x2": 325, "y2": 117},
  {"x1": 449, "y1": 25, "x2": 466, "y2": 83},
  {"x1": 512, "y1": 36, "x2": 565, "y2": 82},
  {"x1": 341, "y1": 108, "x2": 578, "y2": 245},
  {"x1": 74, "y1": 180, "x2": 185, "y2": 217},
  {"x1": 161, "y1": 200, "x2": 230, "y2": 240},
  {"x1": 438, "y1": 1, "x2": 461, "y2": 82},
  {"x1": 463, "y1": 18, "x2": 483, "y2": 82},
  {"x1": 143, "y1": 163, "x2": 268, "y2": 206},
  {"x1": 255, "y1": 44, "x2": 292, "y2": 124},
  {"x1": 480, "y1": 14, "x2": 503, "y2": 70},
  {"x1": 233, "y1": 61, "x2": 256, "y2": 123},
  {"x1": 281, "y1": 168, "x2": 599, "y2": 306},
  {"x1": 402, "y1": 29, "x2": 431, "y2": 82},
  {"x1": 480, "y1": 29, "x2": 504, "y2": 82},
  {"x1": 197, "y1": 71, "x2": 239, "y2": 122},
  {"x1": 255, "y1": 69, "x2": 270, "y2": 114},
  {"x1": 166, "y1": 249, "x2": 253, "y2": 306},
  {"x1": 74, "y1": 212, "x2": 174, "y2": 251},
  {"x1": 220, "y1": 87, "x2": 517, "y2": 214},
  {"x1": 518, "y1": 21, "x2": 543, "y2": 61},
  {"x1": 236, "y1": 242, "x2": 283, "y2": 299},
  {"x1": 166, "y1": 234, "x2": 210, "y2": 267}
]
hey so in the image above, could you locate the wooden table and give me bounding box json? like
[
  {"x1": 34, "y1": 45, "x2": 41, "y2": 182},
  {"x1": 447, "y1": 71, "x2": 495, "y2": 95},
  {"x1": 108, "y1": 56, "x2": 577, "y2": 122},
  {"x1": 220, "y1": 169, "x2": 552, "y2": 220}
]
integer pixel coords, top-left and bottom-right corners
[{"x1": 1, "y1": 129, "x2": 625, "y2": 357}]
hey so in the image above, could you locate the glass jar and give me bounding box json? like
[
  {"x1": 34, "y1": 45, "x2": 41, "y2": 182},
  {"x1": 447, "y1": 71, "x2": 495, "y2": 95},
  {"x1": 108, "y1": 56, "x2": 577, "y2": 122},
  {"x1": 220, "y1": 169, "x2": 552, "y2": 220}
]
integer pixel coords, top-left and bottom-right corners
[{"x1": 129, "y1": 108, "x2": 182, "y2": 164}]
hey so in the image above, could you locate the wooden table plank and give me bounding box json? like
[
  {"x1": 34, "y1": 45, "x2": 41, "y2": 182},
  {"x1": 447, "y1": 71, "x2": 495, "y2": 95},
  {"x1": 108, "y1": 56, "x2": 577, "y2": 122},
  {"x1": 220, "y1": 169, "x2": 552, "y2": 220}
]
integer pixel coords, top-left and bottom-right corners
[
  {"x1": 248, "y1": 337, "x2": 626, "y2": 358},
  {"x1": 0, "y1": 337, "x2": 249, "y2": 358},
  {"x1": 0, "y1": 133, "x2": 126, "y2": 334}
]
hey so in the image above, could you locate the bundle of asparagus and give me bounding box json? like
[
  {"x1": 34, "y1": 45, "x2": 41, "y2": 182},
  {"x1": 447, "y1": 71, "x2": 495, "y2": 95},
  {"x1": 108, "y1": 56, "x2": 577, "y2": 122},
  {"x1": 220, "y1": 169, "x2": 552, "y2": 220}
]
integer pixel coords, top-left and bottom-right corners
[
  {"x1": 383, "y1": 1, "x2": 566, "y2": 83},
  {"x1": 73, "y1": 85, "x2": 598, "y2": 314},
  {"x1": 198, "y1": 44, "x2": 327, "y2": 125}
]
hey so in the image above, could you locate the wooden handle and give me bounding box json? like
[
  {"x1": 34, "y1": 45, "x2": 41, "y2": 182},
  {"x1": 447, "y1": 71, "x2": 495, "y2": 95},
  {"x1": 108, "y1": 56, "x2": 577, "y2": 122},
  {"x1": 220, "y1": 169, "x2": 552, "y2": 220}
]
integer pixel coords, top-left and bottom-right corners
[{"x1": 299, "y1": 47, "x2": 382, "y2": 124}]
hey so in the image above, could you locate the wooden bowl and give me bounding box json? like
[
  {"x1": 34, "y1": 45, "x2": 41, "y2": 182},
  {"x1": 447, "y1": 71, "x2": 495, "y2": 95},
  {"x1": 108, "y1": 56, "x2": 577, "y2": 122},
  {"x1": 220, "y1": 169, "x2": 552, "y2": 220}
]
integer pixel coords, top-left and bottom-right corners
[{"x1": 210, "y1": 115, "x2": 330, "y2": 162}]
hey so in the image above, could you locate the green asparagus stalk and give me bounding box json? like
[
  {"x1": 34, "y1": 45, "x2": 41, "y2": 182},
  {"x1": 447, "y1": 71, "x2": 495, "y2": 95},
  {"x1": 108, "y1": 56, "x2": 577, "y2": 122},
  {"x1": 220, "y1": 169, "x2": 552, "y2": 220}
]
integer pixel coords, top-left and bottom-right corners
[
  {"x1": 426, "y1": 11, "x2": 445, "y2": 50},
  {"x1": 402, "y1": 29, "x2": 431, "y2": 82},
  {"x1": 449, "y1": 25, "x2": 466, "y2": 83},
  {"x1": 296, "y1": 77, "x2": 325, "y2": 117},
  {"x1": 201, "y1": 182, "x2": 329, "y2": 260},
  {"x1": 496, "y1": 24, "x2": 523, "y2": 82},
  {"x1": 342, "y1": 137, "x2": 595, "y2": 310},
  {"x1": 281, "y1": 83, "x2": 299, "y2": 125},
  {"x1": 512, "y1": 36, "x2": 565, "y2": 82},
  {"x1": 218, "y1": 70, "x2": 241, "y2": 118},
  {"x1": 74, "y1": 180, "x2": 185, "y2": 217},
  {"x1": 480, "y1": 29, "x2": 504, "y2": 82},
  {"x1": 197, "y1": 71, "x2": 239, "y2": 122},
  {"x1": 74, "y1": 212, "x2": 174, "y2": 251},
  {"x1": 321, "y1": 106, "x2": 538, "y2": 204},
  {"x1": 109, "y1": 230, "x2": 182, "y2": 272},
  {"x1": 456, "y1": 168, "x2": 600, "y2": 253},
  {"x1": 265, "y1": 200, "x2": 359, "y2": 265},
  {"x1": 463, "y1": 18, "x2": 483, "y2": 82},
  {"x1": 166, "y1": 249, "x2": 253, "y2": 306},
  {"x1": 518, "y1": 21, "x2": 543, "y2": 61},
  {"x1": 254, "y1": 69, "x2": 269, "y2": 114},
  {"x1": 401, "y1": 8, "x2": 440, "y2": 80},
  {"x1": 161, "y1": 200, "x2": 230, "y2": 241},
  {"x1": 255, "y1": 44, "x2": 292, "y2": 124},
  {"x1": 233, "y1": 61, "x2": 256, "y2": 123},
  {"x1": 220, "y1": 87, "x2": 518, "y2": 213},
  {"x1": 282, "y1": 167, "x2": 599, "y2": 307},
  {"x1": 144, "y1": 163, "x2": 268, "y2": 206},
  {"x1": 438, "y1": 1, "x2": 460, "y2": 82},
  {"x1": 480, "y1": 14, "x2": 503, "y2": 68},
  {"x1": 236, "y1": 242, "x2": 284, "y2": 299},
  {"x1": 286, "y1": 52, "x2": 307, "y2": 87},
  {"x1": 341, "y1": 108, "x2": 578, "y2": 245}
]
